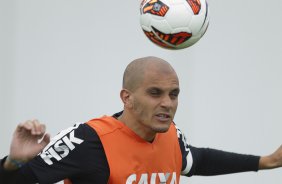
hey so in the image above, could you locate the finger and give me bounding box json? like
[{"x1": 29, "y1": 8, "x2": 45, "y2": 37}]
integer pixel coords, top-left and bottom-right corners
[
  {"x1": 19, "y1": 120, "x2": 41, "y2": 135},
  {"x1": 39, "y1": 124, "x2": 46, "y2": 134},
  {"x1": 38, "y1": 133, "x2": 51, "y2": 148},
  {"x1": 41, "y1": 133, "x2": 51, "y2": 145},
  {"x1": 26, "y1": 120, "x2": 38, "y2": 135},
  {"x1": 17, "y1": 120, "x2": 33, "y2": 133},
  {"x1": 32, "y1": 119, "x2": 46, "y2": 135}
]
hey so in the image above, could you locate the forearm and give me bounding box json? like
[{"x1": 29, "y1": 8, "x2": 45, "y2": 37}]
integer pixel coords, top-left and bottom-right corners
[
  {"x1": 0, "y1": 157, "x2": 38, "y2": 184},
  {"x1": 189, "y1": 146, "x2": 260, "y2": 176},
  {"x1": 3, "y1": 156, "x2": 28, "y2": 171}
]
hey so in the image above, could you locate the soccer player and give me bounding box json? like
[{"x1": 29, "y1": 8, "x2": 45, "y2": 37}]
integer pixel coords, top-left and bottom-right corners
[{"x1": 1, "y1": 56, "x2": 282, "y2": 184}]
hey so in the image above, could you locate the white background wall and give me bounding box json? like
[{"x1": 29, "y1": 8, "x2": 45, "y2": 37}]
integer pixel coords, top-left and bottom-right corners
[{"x1": 1, "y1": 0, "x2": 281, "y2": 183}]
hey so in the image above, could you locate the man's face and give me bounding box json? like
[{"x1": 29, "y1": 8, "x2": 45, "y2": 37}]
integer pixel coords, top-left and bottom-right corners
[{"x1": 129, "y1": 69, "x2": 179, "y2": 136}]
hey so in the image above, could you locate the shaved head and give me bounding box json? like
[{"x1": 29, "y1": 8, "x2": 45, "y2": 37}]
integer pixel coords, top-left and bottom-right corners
[
  {"x1": 122, "y1": 56, "x2": 177, "y2": 91},
  {"x1": 120, "y1": 56, "x2": 179, "y2": 141}
]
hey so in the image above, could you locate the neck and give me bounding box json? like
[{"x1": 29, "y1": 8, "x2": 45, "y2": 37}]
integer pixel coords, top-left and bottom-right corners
[{"x1": 118, "y1": 111, "x2": 156, "y2": 142}]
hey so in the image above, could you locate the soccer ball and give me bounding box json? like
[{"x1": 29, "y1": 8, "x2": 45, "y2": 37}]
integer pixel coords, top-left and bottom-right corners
[{"x1": 140, "y1": 0, "x2": 210, "y2": 49}]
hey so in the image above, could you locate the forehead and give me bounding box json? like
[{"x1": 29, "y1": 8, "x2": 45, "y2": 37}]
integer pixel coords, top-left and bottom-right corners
[{"x1": 142, "y1": 69, "x2": 179, "y2": 89}]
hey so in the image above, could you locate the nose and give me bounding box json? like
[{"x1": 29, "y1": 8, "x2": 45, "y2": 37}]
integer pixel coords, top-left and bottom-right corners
[{"x1": 160, "y1": 95, "x2": 173, "y2": 109}]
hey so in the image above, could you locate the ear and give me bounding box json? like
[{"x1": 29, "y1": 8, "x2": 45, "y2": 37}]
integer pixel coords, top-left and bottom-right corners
[{"x1": 120, "y1": 89, "x2": 133, "y2": 108}]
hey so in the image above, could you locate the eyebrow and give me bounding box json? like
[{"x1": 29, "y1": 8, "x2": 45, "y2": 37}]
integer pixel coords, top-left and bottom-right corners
[
  {"x1": 146, "y1": 87, "x2": 180, "y2": 93},
  {"x1": 171, "y1": 88, "x2": 180, "y2": 94}
]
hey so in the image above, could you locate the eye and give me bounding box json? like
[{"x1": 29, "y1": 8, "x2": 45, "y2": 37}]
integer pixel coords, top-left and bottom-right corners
[
  {"x1": 170, "y1": 93, "x2": 178, "y2": 98},
  {"x1": 170, "y1": 89, "x2": 180, "y2": 98},
  {"x1": 147, "y1": 88, "x2": 162, "y2": 96},
  {"x1": 150, "y1": 90, "x2": 160, "y2": 95}
]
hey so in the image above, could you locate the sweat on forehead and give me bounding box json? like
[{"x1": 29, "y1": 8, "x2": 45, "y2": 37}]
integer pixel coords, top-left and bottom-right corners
[{"x1": 122, "y1": 56, "x2": 176, "y2": 91}]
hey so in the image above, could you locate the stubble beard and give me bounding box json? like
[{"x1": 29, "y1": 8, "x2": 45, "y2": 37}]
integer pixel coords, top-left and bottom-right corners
[{"x1": 132, "y1": 99, "x2": 172, "y2": 134}]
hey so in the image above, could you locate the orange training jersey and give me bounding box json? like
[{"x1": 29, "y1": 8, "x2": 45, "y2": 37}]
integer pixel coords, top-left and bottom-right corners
[{"x1": 86, "y1": 116, "x2": 182, "y2": 184}]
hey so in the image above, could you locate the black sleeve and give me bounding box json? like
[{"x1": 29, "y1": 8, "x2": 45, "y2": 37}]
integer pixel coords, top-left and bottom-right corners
[
  {"x1": 175, "y1": 125, "x2": 260, "y2": 177},
  {"x1": 0, "y1": 123, "x2": 110, "y2": 184},
  {"x1": 187, "y1": 146, "x2": 260, "y2": 176},
  {"x1": 0, "y1": 157, "x2": 38, "y2": 184}
]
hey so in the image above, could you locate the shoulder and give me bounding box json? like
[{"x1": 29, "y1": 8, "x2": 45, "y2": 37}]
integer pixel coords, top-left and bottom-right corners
[
  {"x1": 39, "y1": 122, "x2": 101, "y2": 165},
  {"x1": 86, "y1": 115, "x2": 124, "y2": 136},
  {"x1": 172, "y1": 123, "x2": 190, "y2": 151},
  {"x1": 171, "y1": 123, "x2": 194, "y2": 175}
]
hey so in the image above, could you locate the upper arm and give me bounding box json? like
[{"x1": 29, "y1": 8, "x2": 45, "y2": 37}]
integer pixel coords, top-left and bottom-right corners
[
  {"x1": 174, "y1": 125, "x2": 194, "y2": 176},
  {"x1": 28, "y1": 123, "x2": 109, "y2": 183}
]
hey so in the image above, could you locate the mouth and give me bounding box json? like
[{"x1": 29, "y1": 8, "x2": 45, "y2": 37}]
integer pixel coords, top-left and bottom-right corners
[{"x1": 155, "y1": 113, "x2": 171, "y2": 122}]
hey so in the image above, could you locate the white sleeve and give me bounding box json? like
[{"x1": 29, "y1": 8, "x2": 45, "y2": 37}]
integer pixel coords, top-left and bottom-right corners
[{"x1": 175, "y1": 125, "x2": 193, "y2": 175}]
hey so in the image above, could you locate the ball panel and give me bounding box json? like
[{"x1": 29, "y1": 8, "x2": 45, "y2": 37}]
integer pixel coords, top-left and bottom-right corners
[
  {"x1": 165, "y1": 4, "x2": 193, "y2": 30},
  {"x1": 143, "y1": 29, "x2": 174, "y2": 49},
  {"x1": 186, "y1": 0, "x2": 202, "y2": 15},
  {"x1": 142, "y1": 0, "x2": 170, "y2": 17}
]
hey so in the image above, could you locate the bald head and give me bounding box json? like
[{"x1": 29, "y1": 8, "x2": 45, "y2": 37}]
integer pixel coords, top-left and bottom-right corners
[{"x1": 122, "y1": 56, "x2": 177, "y2": 91}]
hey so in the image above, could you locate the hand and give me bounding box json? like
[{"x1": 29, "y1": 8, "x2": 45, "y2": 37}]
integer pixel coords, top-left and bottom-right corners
[
  {"x1": 4, "y1": 120, "x2": 50, "y2": 170},
  {"x1": 259, "y1": 145, "x2": 282, "y2": 169}
]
